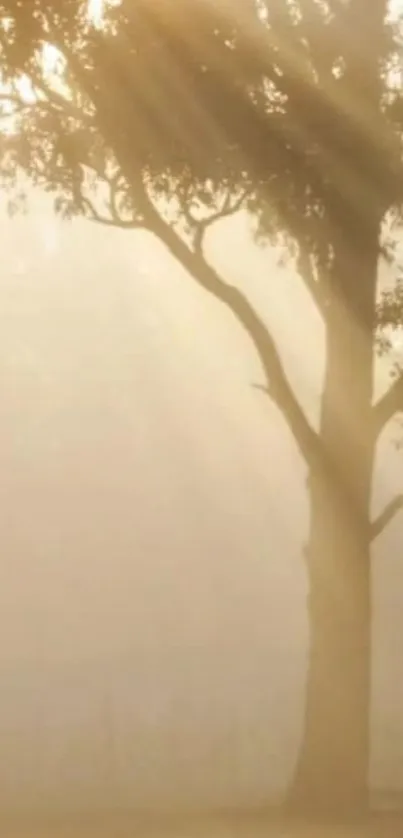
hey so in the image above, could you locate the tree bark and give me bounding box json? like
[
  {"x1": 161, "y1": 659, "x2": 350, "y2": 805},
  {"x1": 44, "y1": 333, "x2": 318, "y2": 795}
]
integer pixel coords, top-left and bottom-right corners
[
  {"x1": 289, "y1": 225, "x2": 378, "y2": 816},
  {"x1": 289, "y1": 470, "x2": 372, "y2": 815}
]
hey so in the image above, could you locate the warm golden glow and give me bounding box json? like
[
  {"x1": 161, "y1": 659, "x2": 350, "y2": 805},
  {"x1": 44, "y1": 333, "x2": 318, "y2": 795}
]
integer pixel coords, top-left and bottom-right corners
[
  {"x1": 0, "y1": 0, "x2": 402, "y2": 824},
  {"x1": 88, "y1": 0, "x2": 105, "y2": 29}
]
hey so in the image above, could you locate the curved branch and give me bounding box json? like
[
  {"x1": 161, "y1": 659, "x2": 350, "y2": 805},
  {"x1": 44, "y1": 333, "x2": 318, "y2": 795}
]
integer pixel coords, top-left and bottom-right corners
[
  {"x1": 139, "y1": 198, "x2": 320, "y2": 466},
  {"x1": 371, "y1": 494, "x2": 403, "y2": 541}
]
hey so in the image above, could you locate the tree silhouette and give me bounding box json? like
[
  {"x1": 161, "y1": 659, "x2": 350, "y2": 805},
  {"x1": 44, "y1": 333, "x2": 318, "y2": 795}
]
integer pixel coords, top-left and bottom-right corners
[{"x1": 1, "y1": 0, "x2": 403, "y2": 817}]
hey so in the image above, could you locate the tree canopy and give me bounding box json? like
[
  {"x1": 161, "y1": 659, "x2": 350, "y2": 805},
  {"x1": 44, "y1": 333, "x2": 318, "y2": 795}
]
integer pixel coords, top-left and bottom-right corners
[{"x1": 1, "y1": 1, "x2": 403, "y2": 281}]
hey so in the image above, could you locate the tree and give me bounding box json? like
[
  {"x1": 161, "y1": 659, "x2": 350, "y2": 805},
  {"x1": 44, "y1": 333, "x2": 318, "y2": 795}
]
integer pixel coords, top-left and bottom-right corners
[{"x1": 1, "y1": 0, "x2": 403, "y2": 817}]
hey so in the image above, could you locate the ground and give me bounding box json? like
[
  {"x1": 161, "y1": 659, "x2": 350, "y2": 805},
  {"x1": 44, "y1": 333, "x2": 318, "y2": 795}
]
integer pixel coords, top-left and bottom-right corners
[{"x1": 3, "y1": 811, "x2": 403, "y2": 838}]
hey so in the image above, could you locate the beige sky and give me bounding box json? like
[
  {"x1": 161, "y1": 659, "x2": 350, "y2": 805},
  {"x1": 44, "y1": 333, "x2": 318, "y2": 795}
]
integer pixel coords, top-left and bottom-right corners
[{"x1": 0, "y1": 193, "x2": 402, "y2": 811}]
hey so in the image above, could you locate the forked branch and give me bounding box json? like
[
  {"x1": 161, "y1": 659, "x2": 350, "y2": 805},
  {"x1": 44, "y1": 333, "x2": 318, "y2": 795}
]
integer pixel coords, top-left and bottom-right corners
[{"x1": 182, "y1": 186, "x2": 251, "y2": 254}]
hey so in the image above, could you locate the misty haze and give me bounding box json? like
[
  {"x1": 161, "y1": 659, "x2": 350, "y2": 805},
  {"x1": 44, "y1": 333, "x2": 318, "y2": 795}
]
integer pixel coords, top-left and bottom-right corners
[
  {"x1": 2, "y1": 1, "x2": 403, "y2": 836},
  {"x1": 0, "y1": 198, "x2": 402, "y2": 817}
]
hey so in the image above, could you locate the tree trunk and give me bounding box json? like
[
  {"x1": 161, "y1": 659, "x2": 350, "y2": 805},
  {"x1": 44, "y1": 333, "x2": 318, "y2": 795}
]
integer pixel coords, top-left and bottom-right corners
[
  {"x1": 289, "y1": 230, "x2": 378, "y2": 816},
  {"x1": 289, "y1": 470, "x2": 372, "y2": 816}
]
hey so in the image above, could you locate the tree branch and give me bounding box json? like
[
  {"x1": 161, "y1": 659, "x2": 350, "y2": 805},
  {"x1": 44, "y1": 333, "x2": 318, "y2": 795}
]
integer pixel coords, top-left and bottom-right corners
[
  {"x1": 372, "y1": 373, "x2": 403, "y2": 437},
  {"x1": 137, "y1": 196, "x2": 321, "y2": 466},
  {"x1": 75, "y1": 166, "x2": 141, "y2": 229},
  {"x1": 183, "y1": 186, "x2": 251, "y2": 253},
  {"x1": 371, "y1": 494, "x2": 403, "y2": 541},
  {"x1": 80, "y1": 192, "x2": 140, "y2": 229},
  {"x1": 59, "y1": 41, "x2": 324, "y2": 469},
  {"x1": 66, "y1": 74, "x2": 323, "y2": 467}
]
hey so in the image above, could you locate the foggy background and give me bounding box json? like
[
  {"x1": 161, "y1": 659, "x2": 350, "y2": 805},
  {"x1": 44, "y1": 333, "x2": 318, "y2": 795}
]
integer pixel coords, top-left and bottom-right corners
[{"x1": 0, "y1": 194, "x2": 402, "y2": 815}]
